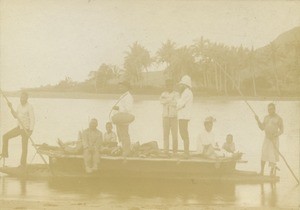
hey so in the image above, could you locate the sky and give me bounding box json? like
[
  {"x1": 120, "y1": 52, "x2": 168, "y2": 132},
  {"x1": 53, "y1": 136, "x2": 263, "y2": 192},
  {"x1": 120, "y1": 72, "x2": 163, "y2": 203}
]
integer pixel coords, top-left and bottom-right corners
[{"x1": 1, "y1": 0, "x2": 300, "y2": 91}]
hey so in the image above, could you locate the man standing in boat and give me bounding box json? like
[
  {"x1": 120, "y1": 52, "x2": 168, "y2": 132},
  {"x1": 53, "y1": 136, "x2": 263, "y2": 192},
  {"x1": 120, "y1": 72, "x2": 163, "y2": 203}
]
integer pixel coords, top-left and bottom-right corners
[
  {"x1": 255, "y1": 103, "x2": 284, "y2": 176},
  {"x1": 177, "y1": 75, "x2": 193, "y2": 158},
  {"x1": 160, "y1": 79, "x2": 179, "y2": 156},
  {"x1": 111, "y1": 81, "x2": 134, "y2": 157},
  {"x1": 82, "y1": 118, "x2": 103, "y2": 173},
  {"x1": 0, "y1": 92, "x2": 35, "y2": 168}
]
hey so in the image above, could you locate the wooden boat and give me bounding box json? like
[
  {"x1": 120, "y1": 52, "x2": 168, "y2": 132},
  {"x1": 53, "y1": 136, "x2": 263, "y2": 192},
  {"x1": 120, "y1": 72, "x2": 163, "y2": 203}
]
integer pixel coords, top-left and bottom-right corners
[{"x1": 0, "y1": 146, "x2": 280, "y2": 183}]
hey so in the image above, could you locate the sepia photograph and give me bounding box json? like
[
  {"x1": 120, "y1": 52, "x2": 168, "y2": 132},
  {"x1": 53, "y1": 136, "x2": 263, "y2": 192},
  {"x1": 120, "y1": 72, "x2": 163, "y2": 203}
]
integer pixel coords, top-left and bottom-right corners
[{"x1": 0, "y1": 0, "x2": 299, "y2": 209}]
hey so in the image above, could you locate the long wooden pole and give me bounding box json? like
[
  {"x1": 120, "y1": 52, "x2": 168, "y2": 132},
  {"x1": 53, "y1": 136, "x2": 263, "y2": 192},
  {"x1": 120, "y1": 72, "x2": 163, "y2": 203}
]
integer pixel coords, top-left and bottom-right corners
[
  {"x1": 213, "y1": 60, "x2": 299, "y2": 184},
  {"x1": 0, "y1": 90, "x2": 49, "y2": 167}
]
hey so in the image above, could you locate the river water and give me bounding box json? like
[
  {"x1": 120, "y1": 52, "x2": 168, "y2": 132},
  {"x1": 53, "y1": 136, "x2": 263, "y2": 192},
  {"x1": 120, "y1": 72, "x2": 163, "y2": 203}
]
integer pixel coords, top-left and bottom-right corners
[{"x1": 0, "y1": 97, "x2": 299, "y2": 209}]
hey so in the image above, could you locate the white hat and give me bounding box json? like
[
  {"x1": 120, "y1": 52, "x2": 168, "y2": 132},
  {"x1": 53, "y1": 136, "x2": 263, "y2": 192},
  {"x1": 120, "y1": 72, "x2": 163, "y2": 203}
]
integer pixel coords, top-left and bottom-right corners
[{"x1": 179, "y1": 75, "x2": 192, "y2": 88}]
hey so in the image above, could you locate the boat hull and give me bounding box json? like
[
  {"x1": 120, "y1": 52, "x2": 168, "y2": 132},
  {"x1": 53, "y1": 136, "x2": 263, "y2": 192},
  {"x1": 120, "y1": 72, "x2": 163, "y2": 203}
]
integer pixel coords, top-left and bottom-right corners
[{"x1": 0, "y1": 156, "x2": 280, "y2": 183}]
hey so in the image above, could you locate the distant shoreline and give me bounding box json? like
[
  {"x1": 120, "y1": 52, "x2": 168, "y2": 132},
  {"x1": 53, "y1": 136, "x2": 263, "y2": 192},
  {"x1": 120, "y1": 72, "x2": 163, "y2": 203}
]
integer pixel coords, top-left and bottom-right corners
[{"x1": 2, "y1": 91, "x2": 300, "y2": 101}]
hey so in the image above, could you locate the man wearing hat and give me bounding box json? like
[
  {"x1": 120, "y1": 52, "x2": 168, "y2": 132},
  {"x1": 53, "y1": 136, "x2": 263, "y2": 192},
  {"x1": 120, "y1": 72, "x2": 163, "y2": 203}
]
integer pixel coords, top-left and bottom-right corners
[
  {"x1": 112, "y1": 81, "x2": 134, "y2": 157},
  {"x1": 177, "y1": 75, "x2": 193, "y2": 158},
  {"x1": 197, "y1": 116, "x2": 218, "y2": 158},
  {"x1": 160, "y1": 79, "x2": 180, "y2": 155}
]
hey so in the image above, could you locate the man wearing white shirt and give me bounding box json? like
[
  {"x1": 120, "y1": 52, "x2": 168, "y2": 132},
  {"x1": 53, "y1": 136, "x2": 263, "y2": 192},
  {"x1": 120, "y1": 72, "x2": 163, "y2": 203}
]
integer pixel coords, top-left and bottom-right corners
[
  {"x1": 1, "y1": 92, "x2": 35, "y2": 167},
  {"x1": 160, "y1": 79, "x2": 180, "y2": 155},
  {"x1": 197, "y1": 116, "x2": 219, "y2": 158},
  {"x1": 177, "y1": 75, "x2": 193, "y2": 157},
  {"x1": 112, "y1": 81, "x2": 134, "y2": 157}
]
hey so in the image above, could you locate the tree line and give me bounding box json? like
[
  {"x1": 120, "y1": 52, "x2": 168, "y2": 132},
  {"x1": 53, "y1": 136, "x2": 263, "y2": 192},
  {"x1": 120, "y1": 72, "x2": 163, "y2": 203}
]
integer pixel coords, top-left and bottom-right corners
[{"x1": 43, "y1": 32, "x2": 299, "y2": 96}]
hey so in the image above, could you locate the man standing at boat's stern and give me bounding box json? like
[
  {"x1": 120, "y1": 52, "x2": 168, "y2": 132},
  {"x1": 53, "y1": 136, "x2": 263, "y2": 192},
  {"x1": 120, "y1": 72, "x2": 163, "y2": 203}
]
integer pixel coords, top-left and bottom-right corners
[
  {"x1": 255, "y1": 103, "x2": 284, "y2": 176},
  {"x1": 1, "y1": 91, "x2": 35, "y2": 168}
]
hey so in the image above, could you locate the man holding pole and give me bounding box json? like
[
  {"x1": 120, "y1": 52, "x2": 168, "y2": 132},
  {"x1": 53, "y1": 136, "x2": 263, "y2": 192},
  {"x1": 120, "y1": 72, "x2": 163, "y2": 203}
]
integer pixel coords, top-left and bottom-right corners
[
  {"x1": 255, "y1": 103, "x2": 283, "y2": 176},
  {"x1": 0, "y1": 91, "x2": 35, "y2": 168}
]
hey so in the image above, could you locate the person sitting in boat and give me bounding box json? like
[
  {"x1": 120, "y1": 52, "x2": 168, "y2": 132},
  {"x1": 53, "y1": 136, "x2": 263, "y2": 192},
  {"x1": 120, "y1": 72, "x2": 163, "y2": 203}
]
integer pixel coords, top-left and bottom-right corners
[
  {"x1": 222, "y1": 134, "x2": 235, "y2": 154},
  {"x1": 58, "y1": 119, "x2": 103, "y2": 173},
  {"x1": 221, "y1": 134, "x2": 242, "y2": 158},
  {"x1": 57, "y1": 131, "x2": 83, "y2": 155},
  {"x1": 100, "y1": 122, "x2": 118, "y2": 154},
  {"x1": 82, "y1": 118, "x2": 103, "y2": 173},
  {"x1": 196, "y1": 116, "x2": 220, "y2": 158},
  {"x1": 103, "y1": 122, "x2": 118, "y2": 147}
]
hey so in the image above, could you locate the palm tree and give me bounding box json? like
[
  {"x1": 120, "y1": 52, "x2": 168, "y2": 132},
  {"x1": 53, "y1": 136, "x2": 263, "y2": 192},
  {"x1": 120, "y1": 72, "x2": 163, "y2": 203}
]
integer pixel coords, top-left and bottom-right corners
[
  {"x1": 124, "y1": 42, "x2": 152, "y2": 86},
  {"x1": 156, "y1": 40, "x2": 177, "y2": 79}
]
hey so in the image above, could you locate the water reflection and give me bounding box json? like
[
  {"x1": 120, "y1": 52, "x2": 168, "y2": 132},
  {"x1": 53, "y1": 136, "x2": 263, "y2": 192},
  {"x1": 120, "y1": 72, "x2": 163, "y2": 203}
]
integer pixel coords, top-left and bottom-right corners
[
  {"x1": 0, "y1": 176, "x2": 27, "y2": 196},
  {"x1": 260, "y1": 183, "x2": 277, "y2": 207},
  {"x1": 47, "y1": 177, "x2": 236, "y2": 204}
]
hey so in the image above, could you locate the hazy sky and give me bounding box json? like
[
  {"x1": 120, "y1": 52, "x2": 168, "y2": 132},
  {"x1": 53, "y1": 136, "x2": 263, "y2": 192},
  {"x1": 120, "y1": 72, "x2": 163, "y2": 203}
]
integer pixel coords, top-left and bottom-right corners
[{"x1": 1, "y1": 0, "x2": 299, "y2": 90}]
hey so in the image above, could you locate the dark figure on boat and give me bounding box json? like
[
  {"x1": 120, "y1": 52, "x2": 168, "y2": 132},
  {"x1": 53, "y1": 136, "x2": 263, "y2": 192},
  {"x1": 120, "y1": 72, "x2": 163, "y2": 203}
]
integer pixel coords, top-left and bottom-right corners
[
  {"x1": 177, "y1": 75, "x2": 193, "y2": 158},
  {"x1": 160, "y1": 79, "x2": 179, "y2": 156},
  {"x1": 255, "y1": 103, "x2": 283, "y2": 176},
  {"x1": 1, "y1": 92, "x2": 35, "y2": 168}
]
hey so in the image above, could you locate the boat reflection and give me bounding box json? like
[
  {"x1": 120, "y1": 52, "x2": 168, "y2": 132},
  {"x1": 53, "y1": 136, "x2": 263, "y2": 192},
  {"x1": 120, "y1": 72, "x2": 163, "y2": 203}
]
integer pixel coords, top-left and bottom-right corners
[{"x1": 47, "y1": 177, "x2": 236, "y2": 203}]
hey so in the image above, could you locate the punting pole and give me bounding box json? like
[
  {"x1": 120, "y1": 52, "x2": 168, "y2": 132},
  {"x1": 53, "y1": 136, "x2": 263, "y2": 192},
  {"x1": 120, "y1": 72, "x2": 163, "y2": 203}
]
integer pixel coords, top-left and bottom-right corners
[
  {"x1": 0, "y1": 90, "x2": 50, "y2": 169},
  {"x1": 108, "y1": 93, "x2": 128, "y2": 121},
  {"x1": 212, "y1": 60, "x2": 299, "y2": 185}
]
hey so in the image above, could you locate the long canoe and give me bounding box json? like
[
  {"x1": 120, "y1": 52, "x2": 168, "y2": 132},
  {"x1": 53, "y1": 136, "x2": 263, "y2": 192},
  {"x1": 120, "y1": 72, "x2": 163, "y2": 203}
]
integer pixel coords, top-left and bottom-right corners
[{"x1": 0, "y1": 149, "x2": 280, "y2": 183}]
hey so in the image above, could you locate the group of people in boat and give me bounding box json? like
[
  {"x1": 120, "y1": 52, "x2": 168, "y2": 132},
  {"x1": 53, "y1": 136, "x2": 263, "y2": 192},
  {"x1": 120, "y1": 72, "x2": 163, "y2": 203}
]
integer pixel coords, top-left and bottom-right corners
[{"x1": 0, "y1": 75, "x2": 284, "y2": 176}]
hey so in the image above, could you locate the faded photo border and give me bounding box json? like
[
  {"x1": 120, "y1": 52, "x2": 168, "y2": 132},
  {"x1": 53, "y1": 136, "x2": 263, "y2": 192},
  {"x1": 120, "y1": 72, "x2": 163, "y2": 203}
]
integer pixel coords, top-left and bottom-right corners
[{"x1": 0, "y1": 1, "x2": 299, "y2": 209}]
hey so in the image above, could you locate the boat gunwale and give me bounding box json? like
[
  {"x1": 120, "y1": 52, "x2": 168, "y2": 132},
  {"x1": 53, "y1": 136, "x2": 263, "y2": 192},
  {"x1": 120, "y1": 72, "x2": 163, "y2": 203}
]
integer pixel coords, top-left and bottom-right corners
[{"x1": 38, "y1": 149, "x2": 243, "y2": 164}]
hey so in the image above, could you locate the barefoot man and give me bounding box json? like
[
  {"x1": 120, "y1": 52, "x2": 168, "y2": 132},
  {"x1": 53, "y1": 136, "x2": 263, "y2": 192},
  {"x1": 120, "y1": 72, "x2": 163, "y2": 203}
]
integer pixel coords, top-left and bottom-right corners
[
  {"x1": 1, "y1": 92, "x2": 35, "y2": 168},
  {"x1": 255, "y1": 103, "x2": 284, "y2": 176}
]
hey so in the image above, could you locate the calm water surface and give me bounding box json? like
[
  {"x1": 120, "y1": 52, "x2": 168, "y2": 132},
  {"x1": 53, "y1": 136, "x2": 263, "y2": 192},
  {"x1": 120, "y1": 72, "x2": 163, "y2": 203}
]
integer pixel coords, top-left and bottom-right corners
[{"x1": 0, "y1": 97, "x2": 299, "y2": 208}]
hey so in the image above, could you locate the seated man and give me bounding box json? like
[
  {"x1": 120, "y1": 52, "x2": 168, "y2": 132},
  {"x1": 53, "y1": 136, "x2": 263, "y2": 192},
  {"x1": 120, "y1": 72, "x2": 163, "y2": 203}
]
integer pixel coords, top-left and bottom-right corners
[
  {"x1": 197, "y1": 116, "x2": 240, "y2": 159},
  {"x1": 58, "y1": 119, "x2": 103, "y2": 173},
  {"x1": 197, "y1": 116, "x2": 219, "y2": 158},
  {"x1": 82, "y1": 118, "x2": 103, "y2": 173}
]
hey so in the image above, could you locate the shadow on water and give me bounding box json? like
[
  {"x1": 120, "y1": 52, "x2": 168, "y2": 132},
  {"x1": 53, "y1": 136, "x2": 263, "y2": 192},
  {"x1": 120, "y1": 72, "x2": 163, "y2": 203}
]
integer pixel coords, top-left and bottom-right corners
[{"x1": 47, "y1": 177, "x2": 237, "y2": 203}]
